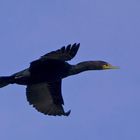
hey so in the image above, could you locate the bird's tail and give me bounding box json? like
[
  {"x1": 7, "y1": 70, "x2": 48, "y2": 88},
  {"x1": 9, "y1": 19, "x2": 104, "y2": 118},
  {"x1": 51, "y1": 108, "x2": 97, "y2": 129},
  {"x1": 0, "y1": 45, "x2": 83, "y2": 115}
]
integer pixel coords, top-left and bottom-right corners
[{"x1": 0, "y1": 76, "x2": 14, "y2": 88}]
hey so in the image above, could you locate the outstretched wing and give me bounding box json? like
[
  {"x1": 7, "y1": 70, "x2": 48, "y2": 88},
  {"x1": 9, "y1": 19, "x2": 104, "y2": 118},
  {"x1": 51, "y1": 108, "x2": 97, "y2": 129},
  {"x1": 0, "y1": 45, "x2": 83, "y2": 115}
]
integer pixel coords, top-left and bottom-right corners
[
  {"x1": 41, "y1": 43, "x2": 80, "y2": 61},
  {"x1": 26, "y1": 80, "x2": 70, "y2": 116}
]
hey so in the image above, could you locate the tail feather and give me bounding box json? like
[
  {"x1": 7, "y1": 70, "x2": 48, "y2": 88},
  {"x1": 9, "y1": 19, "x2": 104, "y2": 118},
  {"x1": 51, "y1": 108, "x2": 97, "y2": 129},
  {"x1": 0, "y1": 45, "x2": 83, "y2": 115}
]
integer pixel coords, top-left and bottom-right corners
[{"x1": 0, "y1": 76, "x2": 13, "y2": 88}]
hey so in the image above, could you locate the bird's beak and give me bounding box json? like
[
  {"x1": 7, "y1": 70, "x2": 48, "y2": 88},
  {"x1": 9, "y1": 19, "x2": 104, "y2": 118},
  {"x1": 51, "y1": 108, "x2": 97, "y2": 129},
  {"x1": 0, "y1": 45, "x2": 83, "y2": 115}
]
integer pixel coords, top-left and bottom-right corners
[{"x1": 103, "y1": 64, "x2": 120, "y2": 70}]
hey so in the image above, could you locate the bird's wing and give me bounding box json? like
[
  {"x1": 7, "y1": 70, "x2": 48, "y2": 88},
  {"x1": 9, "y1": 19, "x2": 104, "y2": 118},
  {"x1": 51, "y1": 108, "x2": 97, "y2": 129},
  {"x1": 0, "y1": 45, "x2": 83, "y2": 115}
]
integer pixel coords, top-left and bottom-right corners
[
  {"x1": 26, "y1": 80, "x2": 71, "y2": 116},
  {"x1": 41, "y1": 43, "x2": 80, "y2": 61}
]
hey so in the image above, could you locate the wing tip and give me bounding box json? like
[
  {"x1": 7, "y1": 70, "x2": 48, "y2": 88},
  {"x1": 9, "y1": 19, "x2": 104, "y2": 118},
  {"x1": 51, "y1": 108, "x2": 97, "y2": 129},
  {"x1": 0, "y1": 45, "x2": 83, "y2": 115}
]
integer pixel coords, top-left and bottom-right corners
[
  {"x1": 64, "y1": 110, "x2": 71, "y2": 116},
  {"x1": 47, "y1": 109, "x2": 71, "y2": 117}
]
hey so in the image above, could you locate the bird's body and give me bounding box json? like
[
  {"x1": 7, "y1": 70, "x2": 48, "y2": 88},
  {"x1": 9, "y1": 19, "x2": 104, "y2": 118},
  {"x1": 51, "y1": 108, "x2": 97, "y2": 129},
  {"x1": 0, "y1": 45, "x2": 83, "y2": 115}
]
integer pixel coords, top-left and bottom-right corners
[
  {"x1": 13, "y1": 59, "x2": 71, "y2": 85},
  {"x1": 0, "y1": 43, "x2": 118, "y2": 116},
  {"x1": 29, "y1": 59, "x2": 71, "y2": 83}
]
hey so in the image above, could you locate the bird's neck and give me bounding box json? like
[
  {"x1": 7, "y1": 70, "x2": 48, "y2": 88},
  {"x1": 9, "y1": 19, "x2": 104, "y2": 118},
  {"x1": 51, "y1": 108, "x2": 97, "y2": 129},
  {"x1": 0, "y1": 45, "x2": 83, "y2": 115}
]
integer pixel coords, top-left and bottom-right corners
[{"x1": 68, "y1": 61, "x2": 101, "y2": 76}]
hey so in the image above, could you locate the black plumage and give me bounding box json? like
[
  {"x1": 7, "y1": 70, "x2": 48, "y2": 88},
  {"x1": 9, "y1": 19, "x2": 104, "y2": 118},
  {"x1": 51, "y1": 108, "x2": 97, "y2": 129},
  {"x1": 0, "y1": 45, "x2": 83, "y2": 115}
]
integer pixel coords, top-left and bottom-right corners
[{"x1": 0, "y1": 43, "x2": 118, "y2": 116}]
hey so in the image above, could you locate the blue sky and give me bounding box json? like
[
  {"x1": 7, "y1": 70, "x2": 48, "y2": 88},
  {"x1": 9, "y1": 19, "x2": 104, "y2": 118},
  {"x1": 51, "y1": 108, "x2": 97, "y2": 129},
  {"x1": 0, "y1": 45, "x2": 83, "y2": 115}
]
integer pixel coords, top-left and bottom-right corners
[{"x1": 0, "y1": 0, "x2": 140, "y2": 140}]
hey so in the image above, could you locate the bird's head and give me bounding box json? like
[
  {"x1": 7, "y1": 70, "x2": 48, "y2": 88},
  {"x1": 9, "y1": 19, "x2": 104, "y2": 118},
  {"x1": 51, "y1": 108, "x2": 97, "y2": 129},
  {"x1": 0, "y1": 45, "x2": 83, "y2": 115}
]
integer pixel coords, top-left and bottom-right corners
[
  {"x1": 67, "y1": 60, "x2": 119, "y2": 76},
  {"x1": 92, "y1": 61, "x2": 119, "y2": 70}
]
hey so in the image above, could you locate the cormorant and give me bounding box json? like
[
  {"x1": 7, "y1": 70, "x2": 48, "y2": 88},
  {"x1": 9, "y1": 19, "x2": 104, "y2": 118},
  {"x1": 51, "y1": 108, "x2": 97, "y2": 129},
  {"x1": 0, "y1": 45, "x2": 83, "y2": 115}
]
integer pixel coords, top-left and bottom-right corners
[{"x1": 0, "y1": 43, "x2": 118, "y2": 116}]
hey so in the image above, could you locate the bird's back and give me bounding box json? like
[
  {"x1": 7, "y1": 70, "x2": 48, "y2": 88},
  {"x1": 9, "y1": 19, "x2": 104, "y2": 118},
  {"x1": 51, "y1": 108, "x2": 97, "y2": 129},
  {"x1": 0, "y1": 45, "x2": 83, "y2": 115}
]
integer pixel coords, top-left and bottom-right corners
[{"x1": 29, "y1": 59, "x2": 71, "y2": 84}]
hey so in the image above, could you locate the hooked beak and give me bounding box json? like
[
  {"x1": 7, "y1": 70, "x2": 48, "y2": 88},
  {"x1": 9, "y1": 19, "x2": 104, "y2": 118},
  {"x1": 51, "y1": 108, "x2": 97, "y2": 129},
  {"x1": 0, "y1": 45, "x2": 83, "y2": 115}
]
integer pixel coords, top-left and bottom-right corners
[{"x1": 103, "y1": 64, "x2": 120, "y2": 70}]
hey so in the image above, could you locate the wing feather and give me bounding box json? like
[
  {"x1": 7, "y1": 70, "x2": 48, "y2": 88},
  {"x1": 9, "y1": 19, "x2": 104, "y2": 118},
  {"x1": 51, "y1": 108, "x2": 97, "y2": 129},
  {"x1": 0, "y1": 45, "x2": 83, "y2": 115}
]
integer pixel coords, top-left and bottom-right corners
[
  {"x1": 26, "y1": 81, "x2": 70, "y2": 116},
  {"x1": 41, "y1": 43, "x2": 80, "y2": 61}
]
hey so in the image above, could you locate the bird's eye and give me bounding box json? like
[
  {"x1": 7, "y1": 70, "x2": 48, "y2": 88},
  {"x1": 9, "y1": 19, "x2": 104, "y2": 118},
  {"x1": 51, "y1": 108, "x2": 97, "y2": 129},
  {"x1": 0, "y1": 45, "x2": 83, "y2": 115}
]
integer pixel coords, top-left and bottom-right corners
[{"x1": 102, "y1": 64, "x2": 110, "y2": 69}]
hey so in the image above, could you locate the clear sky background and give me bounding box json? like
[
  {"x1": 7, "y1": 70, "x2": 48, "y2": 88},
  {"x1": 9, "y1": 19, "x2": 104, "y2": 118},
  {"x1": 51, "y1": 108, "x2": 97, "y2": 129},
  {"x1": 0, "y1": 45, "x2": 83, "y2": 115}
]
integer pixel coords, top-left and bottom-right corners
[{"x1": 0, "y1": 0, "x2": 140, "y2": 140}]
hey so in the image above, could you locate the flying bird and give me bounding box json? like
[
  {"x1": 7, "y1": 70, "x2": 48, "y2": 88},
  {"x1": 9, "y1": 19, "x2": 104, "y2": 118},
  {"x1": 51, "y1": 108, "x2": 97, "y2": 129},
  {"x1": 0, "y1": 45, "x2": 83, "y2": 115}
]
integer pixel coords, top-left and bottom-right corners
[{"x1": 0, "y1": 43, "x2": 118, "y2": 116}]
